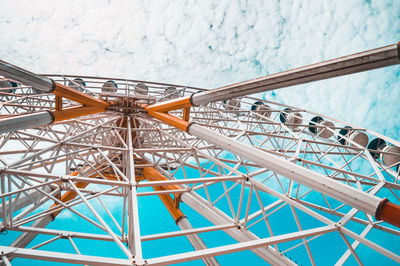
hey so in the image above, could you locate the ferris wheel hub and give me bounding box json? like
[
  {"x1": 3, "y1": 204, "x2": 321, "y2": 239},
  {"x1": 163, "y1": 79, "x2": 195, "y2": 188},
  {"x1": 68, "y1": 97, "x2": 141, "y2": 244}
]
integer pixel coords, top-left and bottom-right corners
[{"x1": 106, "y1": 96, "x2": 150, "y2": 114}]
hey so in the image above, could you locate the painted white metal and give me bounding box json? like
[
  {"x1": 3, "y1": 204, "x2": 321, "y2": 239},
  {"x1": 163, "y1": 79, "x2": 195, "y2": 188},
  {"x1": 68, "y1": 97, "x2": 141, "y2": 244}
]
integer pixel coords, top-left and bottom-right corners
[
  {"x1": 340, "y1": 227, "x2": 400, "y2": 263},
  {"x1": 0, "y1": 185, "x2": 53, "y2": 214},
  {"x1": 188, "y1": 123, "x2": 382, "y2": 216},
  {"x1": 67, "y1": 180, "x2": 133, "y2": 259},
  {"x1": 1, "y1": 66, "x2": 399, "y2": 265},
  {"x1": 126, "y1": 116, "x2": 144, "y2": 265},
  {"x1": 136, "y1": 175, "x2": 244, "y2": 187},
  {"x1": 177, "y1": 217, "x2": 220, "y2": 266},
  {"x1": 192, "y1": 43, "x2": 400, "y2": 105},
  {"x1": 181, "y1": 192, "x2": 296, "y2": 265},
  {"x1": 11, "y1": 215, "x2": 53, "y2": 249},
  {"x1": 1, "y1": 255, "x2": 11, "y2": 266},
  {"x1": 0, "y1": 111, "x2": 52, "y2": 134},
  {"x1": 0, "y1": 245, "x2": 132, "y2": 265},
  {"x1": 10, "y1": 225, "x2": 118, "y2": 242},
  {"x1": 0, "y1": 60, "x2": 54, "y2": 92},
  {"x1": 146, "y1": 225, "x2": 337, "y2": 265},
  {"x1": 141, "y1": 224, "x2": 236, "y2": 242}
]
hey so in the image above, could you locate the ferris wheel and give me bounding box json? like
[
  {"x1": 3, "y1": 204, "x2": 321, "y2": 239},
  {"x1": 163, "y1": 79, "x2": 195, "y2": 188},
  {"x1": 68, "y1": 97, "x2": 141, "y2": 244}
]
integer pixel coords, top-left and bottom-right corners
[{"x1": 0, "y1": 42, "x2": 399, "y2": 266}]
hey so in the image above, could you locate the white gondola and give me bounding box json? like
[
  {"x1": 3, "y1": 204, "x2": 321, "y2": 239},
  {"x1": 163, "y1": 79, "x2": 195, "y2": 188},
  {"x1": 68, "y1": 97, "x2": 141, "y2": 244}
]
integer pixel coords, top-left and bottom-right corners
[
  {"x1": 224, "y1": 98, "x2": 241, "y2": 111},
  {"x1": 0, "y1": 80, "x2": 17, "y2": 93},
  {"x1": 317, "y1": 120, "x2": 335, "y2": 139},
  {"x1": 286, "y1": 112, "x2": 303, "y2": 129},
  {"x1": 348, "y1": 131, "x2": 369, "y2": 147},
  {"x1": 251, "y1": 101, "x2": 271, "y2": 118},
  {"x1": 280, "y1": 108, "x2": 292, "y2": 123},
  {"x1": 381, "y1": 145, "x2": 400, "y2": 167},
  {"x1": 135, "y1": 83, "x2": 148, "y2": 96},
  {"x1": 101, "y1": 80, "x2": 117, "y2": 94},
  {"x1": 309, "y1": 116, "x2": 334, "y2": 139},
  {"x1": 367, "y1": 137, "x2": 386, "y2": 159},
  {"x1": 338, "y1": 126, "x2": 369, "y2": 147},
  {"x1": 67, "y1": 78, "x2": 86, "y2": 92},
  {"x1": 163, "y1": 86, "x2": 179, "y2": 100},
  {"x1": 256, "y1": 104, "x2": 271, "y2": 117}
]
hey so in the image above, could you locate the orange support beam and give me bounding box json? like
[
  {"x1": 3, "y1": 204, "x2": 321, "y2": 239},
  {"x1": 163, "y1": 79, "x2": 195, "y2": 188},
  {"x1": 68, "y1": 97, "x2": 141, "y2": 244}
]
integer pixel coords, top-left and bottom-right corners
[
  {"x1": 53, "y1": 83, "x2": 109, "y2": 108},
  {"x1": 48, "y1": 160, "x2": 185, "y2": 223},
  {"x1": 376, "y1": 199, "x2": 400, "y2": 228},
  {"x1": 49, "y1": 166, "x2": 116, "y2": 219},
  {"x1": 55, "y1": 96, "x2": 62, "y2": 111},
  {"x1": 142, "y1": 167, "x2": 185, "y2": 222},
  {"x1": 154, "y1": 187, "x2": 184, "y2": 221},
  {"x1": 142, "y1": 167, "x2": 182, "y2": 191},
  {"x1": 53, "y1": 106, "x2": 105, "y2": 122},
  {"x1": 145, "y1": 97, "x2": 193, "y2": 132},
  {"x1": 183, "y1": 107, "x2": 190, "y2": 122},
  {"x1": 49, "y1": 82, "x2": 111, "y2": 124},
  {"x1": 50, "y1": 170, "x2": 84, "y2": 219},
  {"x1": 146, "y1": 97, "x2": 191, "y2": 113},
  {"x1": 147, "y1": 110, "x2": 191, "y2": 132}
]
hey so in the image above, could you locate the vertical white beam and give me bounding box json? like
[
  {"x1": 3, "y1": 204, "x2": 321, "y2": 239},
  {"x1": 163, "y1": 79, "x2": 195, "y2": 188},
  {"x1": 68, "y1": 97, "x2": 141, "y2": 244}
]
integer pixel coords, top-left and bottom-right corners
[
  {"x1": 1, "y1": 255, "x2": 11, "y2": 266},
  {"x1": 126, "y1": 116, "x2": 144, "y2": 265},
  {"x1": 67, "y1": 180, "x2": 132, "y2": 259}
]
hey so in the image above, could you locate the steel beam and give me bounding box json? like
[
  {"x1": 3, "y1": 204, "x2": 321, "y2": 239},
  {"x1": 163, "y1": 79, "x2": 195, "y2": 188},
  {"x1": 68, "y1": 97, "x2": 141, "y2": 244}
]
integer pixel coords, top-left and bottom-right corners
[
  {"x1": 0, "y1": 112, "x2": 52, "y2": 134},
  {"x1": 10, "y1": 215, "x2": 53, "y2": 249},
  {"x1": 136, "y1": 175, "x2": 244, "y2": 187},
  {"x1": 0, "y1": 185, "x2": 53, "y2": 214},
  {"x1": 141, "y1": 224, "x2": 236, "y2": 242},
  {"x1": 181, "y1": 192, "x2": 296, "y2": 265},
  {"x1": 188, "y1": 123, "x2": 384, "y2": 217},
  {"x1": 10, "y1": 225, "x2": 117, "y2": 242},
  {"x1": 177, "y1": 217, "x2": 220, "y2": 266},
  {"x1": 126, "y1": 116, "x2": 144, "y2": 265},
  {"x1": 0, "y1": 245, "x2": 131, "y2": 265},
  {"x1": 191, "y1": 42, "x2": 400, "y2": 105},
  {"x1": 340, "y1": 227, "x2": 400, "y2": 263},
  {"x1": 147, "y1": 222, "x2": 336, "y2": 265},
  {"x1": 0, "y1": 60, "x2": 54, "y2": 93}
]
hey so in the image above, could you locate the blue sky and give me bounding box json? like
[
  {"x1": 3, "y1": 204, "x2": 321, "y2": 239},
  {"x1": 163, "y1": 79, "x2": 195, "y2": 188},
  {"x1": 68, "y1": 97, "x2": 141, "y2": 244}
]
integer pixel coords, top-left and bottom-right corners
[{"x1": 0, "y1": 0, "x2": 400, "y2": 265}]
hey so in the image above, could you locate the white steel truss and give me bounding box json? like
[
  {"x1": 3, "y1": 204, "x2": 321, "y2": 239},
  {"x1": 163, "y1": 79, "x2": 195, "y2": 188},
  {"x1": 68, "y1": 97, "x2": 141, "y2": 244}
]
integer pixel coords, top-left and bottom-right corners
[{"x1": 0, "y1": 43, "x2": 399, "y2": 266}]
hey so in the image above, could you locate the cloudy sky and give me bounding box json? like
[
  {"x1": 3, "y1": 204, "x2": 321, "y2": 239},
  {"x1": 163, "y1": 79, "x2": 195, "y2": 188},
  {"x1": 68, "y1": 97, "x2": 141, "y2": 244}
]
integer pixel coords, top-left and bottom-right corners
[{"x1": 1, "y1": 0, "x2": 399, "y2": 140}]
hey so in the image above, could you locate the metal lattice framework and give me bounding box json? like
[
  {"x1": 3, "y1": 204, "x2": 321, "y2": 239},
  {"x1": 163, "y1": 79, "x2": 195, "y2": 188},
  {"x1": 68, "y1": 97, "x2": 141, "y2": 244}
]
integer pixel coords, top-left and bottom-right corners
[{"x1": 0, "y1": 42, "x2": 399, "y2": 265}]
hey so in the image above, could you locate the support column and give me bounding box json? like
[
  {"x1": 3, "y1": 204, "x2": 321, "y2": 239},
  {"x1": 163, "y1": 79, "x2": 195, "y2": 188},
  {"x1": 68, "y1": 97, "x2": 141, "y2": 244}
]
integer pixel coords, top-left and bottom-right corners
[{"x1": 126, "y1": 116, "x2": 144, "y2": 265}]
